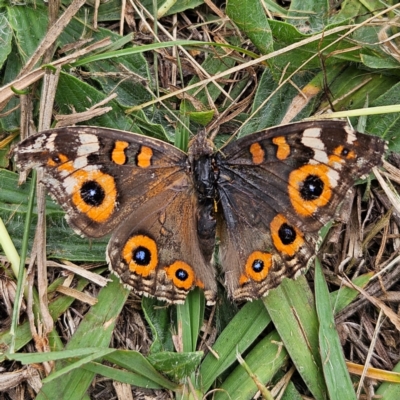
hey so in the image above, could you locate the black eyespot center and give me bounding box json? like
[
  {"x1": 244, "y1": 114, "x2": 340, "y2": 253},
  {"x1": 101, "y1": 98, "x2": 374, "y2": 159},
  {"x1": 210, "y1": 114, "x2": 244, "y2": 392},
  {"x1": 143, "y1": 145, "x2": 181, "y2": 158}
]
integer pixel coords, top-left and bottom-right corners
[
  {"x1": 80, "y1": 180, "x2": 105, "y2": 206},
  {"x1": 252, "y1": 259, "x2": 264, "y2": 273},
  {"x1": 278, "y1": 223, "x2": 296, "y2": 245},
  {"x1": 176, "y1": 268, "x2": 189, "y2": 281},
  {"x1": 300, "y1": 174, "x2": 324, "y2": 201},
  {"x1": 133, "y1": 246, "x2": 151, "y2": 266},
  {"x1": 341, "y1": 147, "x2": 350, "y2": 156}
]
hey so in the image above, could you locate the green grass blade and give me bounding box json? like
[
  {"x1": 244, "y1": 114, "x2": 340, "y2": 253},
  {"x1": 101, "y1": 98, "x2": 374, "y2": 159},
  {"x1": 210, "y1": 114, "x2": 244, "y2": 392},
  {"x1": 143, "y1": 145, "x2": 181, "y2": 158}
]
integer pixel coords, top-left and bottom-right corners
[
  {"x1": 315, "y1": 258, "x2": 356, "y2": 400},
  {"x1": 214, "y1": 330, "x2": 288, "y2": 400},
  {"x1": 104, "y1": 350, "x2": 179, "y2": 390},
  {"x1": 264, "y1": 276, "x2": 327, "y2": 400},
  {"x1": 82, "y1": 361, "x2": 169, "y2": 390},
  {"x1": 36, "y1": 275, "x2": 129, "y2": 400},
  {"x1": 10, "y1": 169, "x2": 36, "y2": 353},
  {"x1": 200, "y1": 300, "x2": 271, "y2": 391}
]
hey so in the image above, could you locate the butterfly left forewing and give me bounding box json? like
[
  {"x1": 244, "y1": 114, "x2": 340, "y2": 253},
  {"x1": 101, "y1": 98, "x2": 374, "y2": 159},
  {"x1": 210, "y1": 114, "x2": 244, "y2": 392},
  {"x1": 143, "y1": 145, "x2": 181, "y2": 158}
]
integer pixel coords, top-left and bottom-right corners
[
  {"x1": 216, "y1": 120, "x2": 385, "y2": 301},
  {"x1": 14, "y1": 127, "x2": 187, "y2": 238}
]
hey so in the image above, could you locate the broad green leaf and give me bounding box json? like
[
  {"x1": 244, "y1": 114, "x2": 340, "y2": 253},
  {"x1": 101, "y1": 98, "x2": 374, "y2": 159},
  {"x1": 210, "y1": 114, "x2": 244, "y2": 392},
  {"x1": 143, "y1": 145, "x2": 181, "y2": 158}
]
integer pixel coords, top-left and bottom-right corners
[
  {"x1": 226, "y1": 0, "x2": 274, "y2": 54},
  {"x1": 176, "y1": 289, "x2": 205, "y2": 353},
  {"x1": 330, "y1": 273, "x2": 374, "y2": 315},
  {"x1": 142, "y1": 297, "x2": 175, "y2": 354},
  {"x1": 365, "y1": 81, "x2": 400, "y2": 152},
  {"x1": 83, "y1": 361, "x2": 166, "y2": 389},
  {"x1": 239, "y1": 68, "x2": 317, "y2": 135},
  {"x1": 287, "y1": 0, "x2": 329, "y2": 31},
  {"x1": 148, "y1": 351, "x2": 203, "y2": 382},
  {"x1": 7, "y1": 5, "x2": 48, "y2": 63},
  {"x1": 55, "y1": 72, "x2": 136, "y2": 132},
  {"x1": 375, "y1": 361, "x2": 400, "y2": 399},
  {"x1": 0, "y1": 13, "x2": 12, "y2": 70},
  {"x1": 281, "y1": 381, "x2": 303, "y2": 400},
  {"x1": 361, "y1": 54, "x2": 400, "y2": 70}
]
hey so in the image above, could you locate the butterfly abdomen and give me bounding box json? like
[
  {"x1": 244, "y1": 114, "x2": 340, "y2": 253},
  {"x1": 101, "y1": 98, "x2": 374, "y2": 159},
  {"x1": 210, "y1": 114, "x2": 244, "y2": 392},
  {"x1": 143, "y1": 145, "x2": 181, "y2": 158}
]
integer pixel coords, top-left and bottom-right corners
[{"x1": 192, "y1": 154, "x2": 218, "y2": 263}]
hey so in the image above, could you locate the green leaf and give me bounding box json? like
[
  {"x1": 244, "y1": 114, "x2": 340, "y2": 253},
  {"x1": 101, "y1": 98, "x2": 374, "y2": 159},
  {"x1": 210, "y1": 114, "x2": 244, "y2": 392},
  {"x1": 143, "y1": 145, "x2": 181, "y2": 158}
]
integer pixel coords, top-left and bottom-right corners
[
  {"x1": 83, "y1": 361, "x2": 165, "y2": 389},
  {"x1": 287, "y1": 0, "x2": 329, "y2": 31},
  {"x1": 265, "y1": 277, "x2": 327, "y2": 400},
  {"x1": 0, "y1": 13, "x2": 13, "y2": 70},
  {"x1": 214, "y1": 331, "x2": 288, "y2": 400},
  {"x1": 364, "y1": 81, "x2": 400, "y2": 152},
  {"x1": 226, "y1": 0, "x2": 274, "y2": 54},
  {"x1": 36, "y1": 276, "x2": 129, "y2": 400},
  {"x1": 315, "y1": 258, "x2": 356, "y2": 400},
  {"x1": 281, "y1": 381, "x2": 303, "y2": 400},
  {"x1": 200, "y1": 300, "x2": 271, "y2": 391},
  {"x1": 177, "y1": 289, "x2": 205, "y2": 353},
  {"x1": 104, "y1": 350, "x2": 178, "y2": 390},
  {"x1": 142, "y1": 297, "x2": 175, "y2": 353},
  {"x1": 148, "y1": 351, "x2": 203, "y2": 382},
  {"x1": 330, "y1": 273, "x2": 373, "y2": 315},
  {"x1": 55, "y1": 72, "x2": 136, "y2": 132},
  {"x1": 375, "y1": 360, "x2": 400, "y2": 399},
  {"x1": 6, "y1": 5, "x2": 48, "y2": 63}
]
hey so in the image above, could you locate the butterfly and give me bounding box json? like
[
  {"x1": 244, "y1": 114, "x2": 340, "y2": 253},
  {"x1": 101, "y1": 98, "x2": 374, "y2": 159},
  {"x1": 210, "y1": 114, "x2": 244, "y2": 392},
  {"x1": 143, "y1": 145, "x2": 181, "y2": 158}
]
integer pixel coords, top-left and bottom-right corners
[{"x1": 14, "y1": 120, "x2": 385, "y2": 304}]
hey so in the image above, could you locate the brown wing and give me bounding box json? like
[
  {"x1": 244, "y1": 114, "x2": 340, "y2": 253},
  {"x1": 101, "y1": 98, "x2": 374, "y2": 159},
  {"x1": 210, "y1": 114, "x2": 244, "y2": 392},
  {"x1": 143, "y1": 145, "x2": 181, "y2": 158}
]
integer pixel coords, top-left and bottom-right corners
[
  {"x1": 14, "y1": 127, "x2": 187, "y2": 237},
  {"x1": 216, "y1": 120, "x2": 385, "y2": 301},
  {"x1": 14, "y1": 127, "x2": 216, "y2": 304},
  {"x1": 107, "y1": 183, "x2": 217, "y2": 304}
]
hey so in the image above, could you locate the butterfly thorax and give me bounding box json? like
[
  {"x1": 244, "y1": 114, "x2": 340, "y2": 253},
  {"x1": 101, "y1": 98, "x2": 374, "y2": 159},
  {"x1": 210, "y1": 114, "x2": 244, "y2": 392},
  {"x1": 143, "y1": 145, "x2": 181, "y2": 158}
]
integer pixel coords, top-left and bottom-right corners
[{"x1": 188, "y1": 131, "x2": 218, "y2": 263}]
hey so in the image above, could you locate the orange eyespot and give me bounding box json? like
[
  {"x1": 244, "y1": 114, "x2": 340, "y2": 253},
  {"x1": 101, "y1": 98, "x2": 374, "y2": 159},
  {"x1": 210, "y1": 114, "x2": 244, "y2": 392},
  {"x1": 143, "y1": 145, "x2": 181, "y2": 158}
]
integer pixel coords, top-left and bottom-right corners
[
  {"x1": 111, "y1": 141, "x2": 129, "y2": 165},
  {"x1": 249, "y1": 142, "x2": 265, "y2": 164},
  {"x1": 240, "y1": 251, "x2": 272, "y2": 285},
  {"x1": 122, "y1": 235, "x2": 158, "y2": 277},
  {"x1": 272, "y1": 136, "x2": 290, "y2": 160},
  {"x1": 71, "y1": 170, "x2": 116, "y2": 222},
  {"x1": 164, "y1": 261, "x2": 197, "y2": 290},
  {"x1": 288, "y1": 164, "x2": 333, "y2": 217},
  {"x1": 270, "y1": 214, "x2": 304, "y2": 257},
  {"x1": 334, "y1": 145, "x2": 356, "y2": 159},
  {"x1": 136, "y1": 146, "x2": 153, "y2": 168},
  {"x1": 47, "y1": 153, "x2": 69, "y2": 168}
]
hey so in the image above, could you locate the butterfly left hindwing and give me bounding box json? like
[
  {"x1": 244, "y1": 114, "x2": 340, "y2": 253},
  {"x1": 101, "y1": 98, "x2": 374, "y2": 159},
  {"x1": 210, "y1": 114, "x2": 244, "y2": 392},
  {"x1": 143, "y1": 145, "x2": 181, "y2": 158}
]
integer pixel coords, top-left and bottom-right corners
[{"x1": 14, "y1": 121, "x2": 385, "y2": 303}]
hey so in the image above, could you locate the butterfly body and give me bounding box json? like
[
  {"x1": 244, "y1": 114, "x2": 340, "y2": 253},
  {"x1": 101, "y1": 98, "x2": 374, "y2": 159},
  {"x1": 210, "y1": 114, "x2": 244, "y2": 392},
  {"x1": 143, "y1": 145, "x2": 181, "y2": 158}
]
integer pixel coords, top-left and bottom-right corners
[{"x1": 14, "y1": 121, "x2": 385, "y2": 304}]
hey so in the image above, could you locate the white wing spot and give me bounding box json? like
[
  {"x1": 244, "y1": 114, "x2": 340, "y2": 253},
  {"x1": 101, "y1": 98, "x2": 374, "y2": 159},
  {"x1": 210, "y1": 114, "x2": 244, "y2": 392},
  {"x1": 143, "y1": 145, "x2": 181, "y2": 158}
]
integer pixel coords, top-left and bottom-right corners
[
  {"x1": 344, "y1": 126, "x2": 357, "y2": 145},
  {"x1": 77, "y1": 133, "x2": 100, "y2": 156},
  {"x1": 327, "y1": 168, "x2": 340, "y2": 188},
  {"x1": 302, "y1": 128, "x2": 328, "y2": 164}
]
